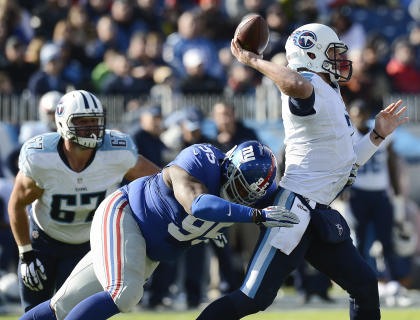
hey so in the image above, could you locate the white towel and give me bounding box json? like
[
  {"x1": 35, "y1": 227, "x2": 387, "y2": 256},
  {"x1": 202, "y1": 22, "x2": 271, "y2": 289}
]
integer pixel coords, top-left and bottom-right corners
[{"x1": 270, "y1": 196, "x2": 311, "y2": 255}]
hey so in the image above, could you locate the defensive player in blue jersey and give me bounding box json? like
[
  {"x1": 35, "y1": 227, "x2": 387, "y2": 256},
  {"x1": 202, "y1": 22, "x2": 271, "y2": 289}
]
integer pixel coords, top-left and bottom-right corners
[
  {"x1": 8, "y1": 90, "x2": 160, "y2": 312},
  {"x1": 18, "y1": 140, "x2": 299, "y2": 320}
]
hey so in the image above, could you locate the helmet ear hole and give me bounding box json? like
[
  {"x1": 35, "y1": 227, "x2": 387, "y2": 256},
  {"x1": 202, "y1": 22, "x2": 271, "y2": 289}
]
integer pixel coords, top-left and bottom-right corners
[{"x1": 307, "y1": 52, "x2": 316, "y2": 60}]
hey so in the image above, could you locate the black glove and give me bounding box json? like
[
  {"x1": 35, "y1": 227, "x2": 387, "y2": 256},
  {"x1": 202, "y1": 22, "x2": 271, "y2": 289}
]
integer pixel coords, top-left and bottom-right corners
[
  {"x1": 20, "y1": 250, "x2": 47, "y2": 291},
  {"x1": 252, "y1": 206, "x2": 300, "y2": 228}
]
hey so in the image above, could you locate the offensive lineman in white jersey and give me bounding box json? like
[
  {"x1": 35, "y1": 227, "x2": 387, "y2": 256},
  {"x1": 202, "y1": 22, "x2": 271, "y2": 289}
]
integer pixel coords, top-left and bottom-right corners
[
  {"x1": 8, "y1": 90, "x2": 160, "y2": 312},
  {"x1": 198, "y1": 23, "x2": 409, "y2": 320}
]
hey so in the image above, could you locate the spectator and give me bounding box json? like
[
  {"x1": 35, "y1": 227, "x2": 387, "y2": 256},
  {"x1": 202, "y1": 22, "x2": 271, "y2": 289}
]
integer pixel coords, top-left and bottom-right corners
[
  {"x1": 102, "y1": 52, "x2": 153, "y2": 95},
  {"x1": 1, "y1": 36, "x2": 37, "y2": 93},
  {"x1": 0, "y1": 70, "x2": 13, "y2": 94},
  {"x1": 263, "y1": 2, "x2": 291, "y2": 60},
  {"x1": 91, "y1": 49, "x2": 118, "y2": 92},
  {"x1": 0, "y1": 0, "x2": 33, "y2": 43},
  {"x1": 85, "y1": 0, "x2": 112, "y2": 24},
  {"x1": 110, "y1": 0, "x2": 148, "y2": 52},
  {"x1": 341, "y1": 47, "x2": 391, "y2": 114},
  {"x1": 31, "y1": 0, "x2": 68, "y2": 39},
  {"x1": 24, "y1": 37, "x2": 45, "y2": 66},
  {"x1": 27, "y1": 42, "x2": 73, "y2": 95},
  {"x1": 179, "y1": 48, "x2": 224, "y2": 95},
  {"x1": 197, "y1": 0, "x2": 236, "y2": 45},
  {"x1": 131, "y1": 104, "x2": 168, "y2": 167},
  {"x1": 211, "y1": 101, "x2": 258, "y2": 153},
  {"x1": 134, "y1": 0, "x2": 163, "y2": 33},
  {"x1": 386, "y1": 37, "x2": 420, "y2": 94},
  {"x1": 127, "y1": 31, "x2": 157, "y2": 90},
  {"x1": 329, "y1": 8, "x2": 366, "y2": 54},
  {"x1": 163, "y1": 10, "x2": 223, "y2": 80},
  {"x1": 225, "y1": 63, "x2": 258, "y2": 96},
  {"x1": 92, "y1": 15, "x2": 127, "y2": 61}
]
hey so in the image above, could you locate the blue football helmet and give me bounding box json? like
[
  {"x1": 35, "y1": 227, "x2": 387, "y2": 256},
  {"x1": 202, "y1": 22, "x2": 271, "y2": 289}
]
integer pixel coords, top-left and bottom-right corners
[{"x1": 221, "y1": 141, "x2": 277, "y2": 206}]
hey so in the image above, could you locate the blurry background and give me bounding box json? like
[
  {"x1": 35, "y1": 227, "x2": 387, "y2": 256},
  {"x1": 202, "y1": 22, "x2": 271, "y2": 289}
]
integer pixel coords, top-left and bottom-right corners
[{"x1": 1, "y1": 0, "x2": 420, "y2": 315}]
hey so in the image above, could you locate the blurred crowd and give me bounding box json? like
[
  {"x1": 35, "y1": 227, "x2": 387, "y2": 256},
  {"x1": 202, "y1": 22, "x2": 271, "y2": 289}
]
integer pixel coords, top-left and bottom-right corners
[
  {"x1": 0, "y1": 0, "x2": 419, "y2": 105},
  {"x1": 1, "y1": 0, "x2": 420, "y2": 313}
]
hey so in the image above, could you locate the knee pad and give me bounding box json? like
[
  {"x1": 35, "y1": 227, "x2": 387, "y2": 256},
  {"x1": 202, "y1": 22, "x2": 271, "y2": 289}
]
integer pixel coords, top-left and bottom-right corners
[{"x1": 112, "y1": 284, "x2": 144, "y2": 313}]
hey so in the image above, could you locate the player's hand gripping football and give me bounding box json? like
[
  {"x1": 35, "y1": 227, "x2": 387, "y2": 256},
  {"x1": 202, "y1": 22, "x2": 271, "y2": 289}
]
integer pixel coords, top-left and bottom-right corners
[
  {"x1": 231, "y1": 37, "x2": 262, "y2": 66},
  {"x1": 252, "y1": 206, "x2": 300, "y2": 228},
  {"x1": 373, "y1": 100, "x2": 409, "y2": 139},
  {"x1": 20, "y1": 250, "x2": 47, "y2": 291}
]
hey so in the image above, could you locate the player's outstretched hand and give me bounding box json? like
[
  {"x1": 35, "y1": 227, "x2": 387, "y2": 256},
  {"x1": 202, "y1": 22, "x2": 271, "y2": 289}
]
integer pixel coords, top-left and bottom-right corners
[
  {"x1": 231, "y1": 37, "x2": 262, "y2": 66},
  {"x1": 374, "y1": 100, "x2": 409, "y2": 138},
  {"x1": 20, "y1": 250, "x2": 47, "y2": 291},
  {"x1": 252, "y1": 206, "x2": 300, "y2": 228}
]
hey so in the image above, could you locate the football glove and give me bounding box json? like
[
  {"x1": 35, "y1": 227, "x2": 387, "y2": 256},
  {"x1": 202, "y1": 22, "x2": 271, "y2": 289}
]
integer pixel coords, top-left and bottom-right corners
[
  {"x1": 346, "y1": 163, "x2": 359, "y2": 186},
  {"x1": 20, "y1": 250, "x2": 47, "y2": 291},
  {"x1": 252, "y1": 206, "x2": 300, "y2": 228},
  {"x1": 212, "y1": 234, "x2": 228, "y2": 248}
]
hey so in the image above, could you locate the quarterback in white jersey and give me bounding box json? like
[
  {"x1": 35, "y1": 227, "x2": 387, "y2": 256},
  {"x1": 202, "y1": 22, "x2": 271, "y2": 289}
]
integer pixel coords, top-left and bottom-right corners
[
  {"x1": 8, "y1": 90, "x2": 160, "y2": 312},
  {"x1": 197, "y1": 23, "x2": 409, "y2": 320}
]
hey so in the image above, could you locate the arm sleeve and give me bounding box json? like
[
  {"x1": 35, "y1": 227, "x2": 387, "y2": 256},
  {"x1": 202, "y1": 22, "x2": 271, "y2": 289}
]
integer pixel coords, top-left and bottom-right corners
[
  {"x1": 353, "y1": 131, "x2": 380, "y2": 166},
  {"x1": 289, "y1": 88, "x2": 315, "y2": 116},
  {"x1": 191, "y1": 194, "x2": 254, "y2": 223}
]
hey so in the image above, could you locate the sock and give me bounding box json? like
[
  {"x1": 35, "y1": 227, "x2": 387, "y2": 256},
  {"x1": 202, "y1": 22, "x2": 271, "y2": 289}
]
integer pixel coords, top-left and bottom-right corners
[
  {"x1": 64, "y1": 291, "x2": 120, "y2": 320},
  {"x1": 196, "y1": 295, "x2": 240, "y2": 320},
  {"x1": 19, "y1": 300, "x2": 56, "y2": 320}
]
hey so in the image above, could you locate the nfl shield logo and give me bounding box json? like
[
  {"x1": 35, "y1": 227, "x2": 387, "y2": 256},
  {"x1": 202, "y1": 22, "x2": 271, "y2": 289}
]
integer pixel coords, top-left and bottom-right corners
[{"x1": 336, "y1": 224, "x2": 343, "y2": 236}]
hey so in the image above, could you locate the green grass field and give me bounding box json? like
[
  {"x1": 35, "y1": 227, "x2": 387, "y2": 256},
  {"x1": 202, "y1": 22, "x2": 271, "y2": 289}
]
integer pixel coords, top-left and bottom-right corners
[{"x1": 1, "y1": 309, "x2": 420, "y2": 320}]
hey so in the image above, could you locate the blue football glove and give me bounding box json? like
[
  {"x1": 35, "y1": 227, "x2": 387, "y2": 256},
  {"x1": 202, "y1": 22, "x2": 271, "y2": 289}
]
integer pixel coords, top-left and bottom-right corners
[
  {"x1": 20, "y1": 250, "x2": 47, "y2": 291},
  {"x1": 252, "y1": 206, "x2": 300, "y2": 228}
]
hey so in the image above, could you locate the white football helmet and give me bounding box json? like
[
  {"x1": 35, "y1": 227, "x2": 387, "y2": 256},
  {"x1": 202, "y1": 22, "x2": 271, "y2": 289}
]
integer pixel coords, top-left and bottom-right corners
[
  {"x1": 39, "y1": 91, "x2": 62, "y2": 131},
  {"x1": 285, "y1": 23, "x2": 352, "y2": 82},
  {"x1": 55, "y1": 90, "x2": 105, "y2": 149}
]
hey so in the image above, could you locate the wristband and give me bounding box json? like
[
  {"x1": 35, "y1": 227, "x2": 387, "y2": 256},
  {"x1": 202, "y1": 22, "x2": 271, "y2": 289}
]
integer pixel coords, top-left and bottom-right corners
[
  {"x1": 372, "y1": 129, "x2": 385, "y2": 140},
  {"x1": 18, "y1": 244, "x2": 33, "y2": 254}
]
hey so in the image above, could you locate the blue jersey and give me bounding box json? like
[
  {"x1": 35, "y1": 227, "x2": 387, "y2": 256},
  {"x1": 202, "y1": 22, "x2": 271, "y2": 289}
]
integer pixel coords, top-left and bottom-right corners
[{"x1": 121, "y1": 144, "x2": 230, "y2": 262}]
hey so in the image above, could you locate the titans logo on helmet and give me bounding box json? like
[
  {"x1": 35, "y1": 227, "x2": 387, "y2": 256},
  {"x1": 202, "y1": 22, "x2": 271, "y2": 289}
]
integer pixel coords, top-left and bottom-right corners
[
  {"x1": 292, "y1": 30, "x2": 317, "y2": 49},
  {"x1": 56, "y1": 101, "x2": 64, "y2": 116}
]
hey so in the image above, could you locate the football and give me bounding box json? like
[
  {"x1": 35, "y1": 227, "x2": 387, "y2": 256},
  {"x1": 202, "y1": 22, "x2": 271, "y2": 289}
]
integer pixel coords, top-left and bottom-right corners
[{"x1": 234, "y1": 14, "x2": 269, "y2": 55}]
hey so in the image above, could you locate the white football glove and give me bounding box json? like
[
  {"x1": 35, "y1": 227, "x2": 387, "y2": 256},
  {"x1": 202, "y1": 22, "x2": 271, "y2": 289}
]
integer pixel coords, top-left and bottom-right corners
[
  {"x1": 20, "y1": 250, "x2": 47, "y2": 291},
  {"x1": 212, "y1": 234, "x2": 228, "y2": 248},
  {"x1": 253, "y1": 206, "x2": 300, "y2": 228},
  {"x1": 346, "y1": 163, "x2": 359, "y2": 186}
]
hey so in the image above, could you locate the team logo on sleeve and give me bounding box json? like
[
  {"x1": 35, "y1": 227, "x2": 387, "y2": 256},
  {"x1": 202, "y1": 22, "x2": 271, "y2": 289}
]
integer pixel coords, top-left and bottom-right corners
[{"x1": 292, "y1": 30, "x2": 317, "y2": 49}]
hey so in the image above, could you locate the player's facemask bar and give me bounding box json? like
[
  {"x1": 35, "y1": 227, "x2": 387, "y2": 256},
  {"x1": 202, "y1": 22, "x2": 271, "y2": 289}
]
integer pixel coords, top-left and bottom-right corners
[
  {"x1": 321, "y1": 42, "x2": 352, "y2": 82},
  {"x1": 67, "y1": 113, "x2": 105, "y2": 149}
]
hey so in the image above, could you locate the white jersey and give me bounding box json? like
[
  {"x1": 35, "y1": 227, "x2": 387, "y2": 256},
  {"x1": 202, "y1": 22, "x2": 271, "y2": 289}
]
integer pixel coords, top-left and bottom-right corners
[
  {"x1": 19, "y1": 130, "x2": 137, "y2": 244},
  {"x1": 280, "y1": 72, "x2": 356, "y2": 204},
  {"x1": 352, "y1": 129, "x2": 391, "y2": 191}
]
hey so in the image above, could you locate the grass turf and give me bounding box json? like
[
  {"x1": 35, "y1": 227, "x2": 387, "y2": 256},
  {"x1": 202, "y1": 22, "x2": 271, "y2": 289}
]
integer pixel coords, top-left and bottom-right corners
[{"x1": 2, "y1": 309, "x2": 420, "y2": 320}]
